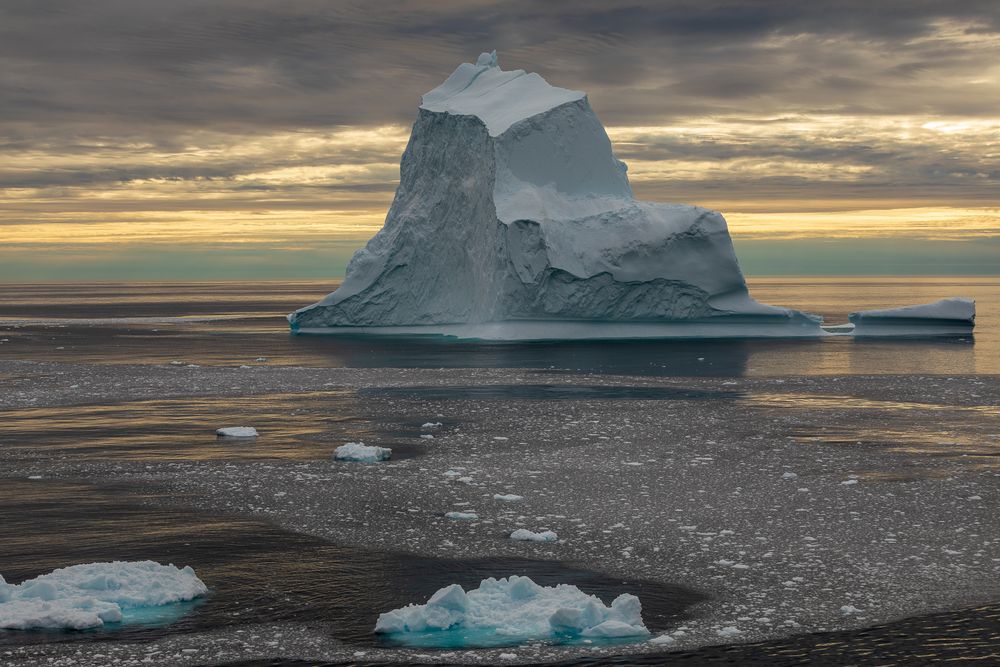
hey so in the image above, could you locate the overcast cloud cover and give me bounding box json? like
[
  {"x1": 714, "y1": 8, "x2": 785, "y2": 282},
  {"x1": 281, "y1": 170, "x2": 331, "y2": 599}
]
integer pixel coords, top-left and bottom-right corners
[{"x1": 1, "y1": 1, "x2": 999, "y2": 278}]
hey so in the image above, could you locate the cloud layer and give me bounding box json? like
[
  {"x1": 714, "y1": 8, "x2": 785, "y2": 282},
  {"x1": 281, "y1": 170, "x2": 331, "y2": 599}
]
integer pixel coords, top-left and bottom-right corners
[{"x1": 1, "y1": 1, "x2": 998, "y2": 277}]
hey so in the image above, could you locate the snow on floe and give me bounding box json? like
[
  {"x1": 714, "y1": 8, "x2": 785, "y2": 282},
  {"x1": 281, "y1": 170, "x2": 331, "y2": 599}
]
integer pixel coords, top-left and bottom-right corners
[
  {"x1": 0, "y1": 561, "x2": 207, "y2": 631},
  {"x1": 374, "y1": 575, "x2": 648, "y2": 647},
  {"x1": 216, "y1": 427, "x2": 258, "y2": 438},
  {"x1": 510, "y1": 529, "x2": 557, "y2": 542},
  {"x1": 334, "y1": 442, "x2": 391, "y2": 462}
]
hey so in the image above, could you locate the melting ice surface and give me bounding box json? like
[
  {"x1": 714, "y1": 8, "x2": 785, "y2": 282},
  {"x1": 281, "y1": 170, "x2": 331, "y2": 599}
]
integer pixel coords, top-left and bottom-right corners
[
  {"x1": 374, "y1": 575, "x2": 649, "y2": 648},
  {"x1": 334, "y1": 442, "x2": 392, "y2": 462},
  {"x1": 289, "y1": 52, "x2": 974, "y2": 341},
  {"x1": 0, "y1": 561, "x2": 207, "y2": 631}
]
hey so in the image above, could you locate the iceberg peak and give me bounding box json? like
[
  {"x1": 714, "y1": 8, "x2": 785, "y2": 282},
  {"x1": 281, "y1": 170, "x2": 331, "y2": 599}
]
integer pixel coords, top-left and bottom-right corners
[
  {"x1": 420, "y1": 52, "x2": 584, "y2": 137},
  {"x1": 475, "y1": 50, "x2": 498, "y2": 68}
]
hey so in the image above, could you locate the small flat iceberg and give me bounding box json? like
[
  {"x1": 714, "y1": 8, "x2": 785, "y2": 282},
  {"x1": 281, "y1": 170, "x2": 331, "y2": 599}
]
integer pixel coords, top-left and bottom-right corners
[
  {"x1": 510, "y1": 529, "x2": 557, "y2": 542},
  {"x1": 334, "y1": 442, "x2": 391, "y2": 462},
  {"x1": 216, "y1": 426, "x2": 258, "y2": 438},
  {"x1": 849, "y1": 297, "x2": 975, "y2": 337},
  {"x1": 374, "y1": 575, "x2": 649, "y2": 647},
  {"x1": 0, "y1": 561, "x2": 207, "y2": 631}
]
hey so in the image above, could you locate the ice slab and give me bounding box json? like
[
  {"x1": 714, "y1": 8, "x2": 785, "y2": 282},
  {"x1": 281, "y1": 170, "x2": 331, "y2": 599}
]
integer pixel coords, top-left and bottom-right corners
[
  {"x1": 374, "y1": 575, "x2": 648, "y2": 647},
  {"x1": 850, "y1": 298, "x2": 975, "y2": 337},
  {"x1": 0, "y1": 561, "x2": 207, "y2": 631},
  {"x1": 510, "y1": 529, "x2": 558, "y2": 542},
  {"x1": 334, "y1": 442, "x2": 391, "y2": 462},
  {"x1": 216, "y1": 426, "x2": 258, "y2": 438}
]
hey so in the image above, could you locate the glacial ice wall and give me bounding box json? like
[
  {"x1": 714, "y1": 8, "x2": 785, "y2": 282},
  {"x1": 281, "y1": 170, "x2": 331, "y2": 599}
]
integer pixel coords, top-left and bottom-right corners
[{"x1": 288, "y1": 51, "x2": 818, "y2": 335}]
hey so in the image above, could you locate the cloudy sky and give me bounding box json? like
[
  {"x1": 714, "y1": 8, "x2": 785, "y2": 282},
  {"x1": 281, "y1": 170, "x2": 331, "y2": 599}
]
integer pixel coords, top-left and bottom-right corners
[{"x1": 2, "y1": 0, "x2": 999, "y2": 280}]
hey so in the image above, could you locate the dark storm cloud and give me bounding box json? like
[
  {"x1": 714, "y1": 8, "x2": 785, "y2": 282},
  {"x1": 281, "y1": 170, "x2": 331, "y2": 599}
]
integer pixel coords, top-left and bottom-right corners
[{"x1": 2, "y1": 0, "x2": 999, "y2": 134}]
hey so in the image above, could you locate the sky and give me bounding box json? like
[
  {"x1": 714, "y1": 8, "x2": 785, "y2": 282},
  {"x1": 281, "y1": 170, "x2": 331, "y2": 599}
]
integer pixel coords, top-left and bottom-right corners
[{"x1": 1, "y1": 0, "x2": 999, "y2": 281}]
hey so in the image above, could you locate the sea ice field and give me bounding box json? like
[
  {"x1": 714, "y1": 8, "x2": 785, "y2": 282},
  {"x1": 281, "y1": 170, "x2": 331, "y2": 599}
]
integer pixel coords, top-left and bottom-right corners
[{"x1": 1, "y1": 280, "x2": 999, "y2": 665}]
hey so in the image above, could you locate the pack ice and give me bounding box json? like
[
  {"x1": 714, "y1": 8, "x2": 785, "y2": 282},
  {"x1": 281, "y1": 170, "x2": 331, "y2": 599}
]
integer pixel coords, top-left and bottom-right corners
[
  {"x1": 289, "y1": 52, "x2": 974, "y2": 340},
  {"x1": 374, "y1": 575, "x2": 649, "y2": 647},
  {"x1": 0, "y1": 561, "x2": 208, "y2": 630}
]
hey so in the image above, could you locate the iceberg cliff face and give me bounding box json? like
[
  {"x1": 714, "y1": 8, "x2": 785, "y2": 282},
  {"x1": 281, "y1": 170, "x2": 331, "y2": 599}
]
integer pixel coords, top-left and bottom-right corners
[{"x1": 288, "y1": 52, "x2": 821, "y2": 336}]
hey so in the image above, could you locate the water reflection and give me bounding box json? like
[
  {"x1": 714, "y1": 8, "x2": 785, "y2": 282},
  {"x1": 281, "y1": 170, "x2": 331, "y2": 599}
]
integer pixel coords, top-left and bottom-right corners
[{"x1": 0, "y1": 391, "x2": 426, "y2": 461}]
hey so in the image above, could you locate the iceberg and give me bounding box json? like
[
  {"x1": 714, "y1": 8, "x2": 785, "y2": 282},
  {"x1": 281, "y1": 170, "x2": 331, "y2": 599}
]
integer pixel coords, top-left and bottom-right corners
[
  {"x1": 288, "y1": 52, "x2": 975, "y2": 341},
  {"x1": 849, "y1": 298, "x2": 975, "y2": 336},
  {"x1": 374, "y1": 575, "x2": 649, "y2": 647},
  {"x1": 0, "y1": 561, "x2": 207, "y2": 631},
  {"x1": 288, "y1": 52, "x2": 824, "y2": 340},
  {"x1": 334, "y1": 442, "x2": 392, "y2": 462}
]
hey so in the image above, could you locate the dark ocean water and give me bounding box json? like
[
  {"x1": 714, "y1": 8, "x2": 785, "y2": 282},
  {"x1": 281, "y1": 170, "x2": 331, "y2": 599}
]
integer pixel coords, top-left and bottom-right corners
[
  {"x1": 0, "y1": 277, "x2": 996, "y2": 375},
  {"x1": 1, "y1": 278, "x2": 998, "y2": 664}
]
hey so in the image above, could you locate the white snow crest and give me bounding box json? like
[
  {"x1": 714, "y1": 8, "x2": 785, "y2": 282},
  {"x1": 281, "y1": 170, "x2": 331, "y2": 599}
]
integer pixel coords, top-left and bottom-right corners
[
  {"x1": 374, "y1": 575, "x2": 649, "y2": 642},
  {"x1": 0, "y1": 561, "x2": 207, "y2": 630}
]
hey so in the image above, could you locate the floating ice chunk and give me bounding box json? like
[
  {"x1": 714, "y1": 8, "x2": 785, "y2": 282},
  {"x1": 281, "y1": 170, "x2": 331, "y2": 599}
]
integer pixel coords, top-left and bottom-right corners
[
  {"x1": 649, "y1": 633, "x2": 676, "y2": 645},
  {"x1": 374, "y1": 575, "x2": 648, "y2": 647},
  {"x1": 0, "y1": 561, "x2": 207, "y2": 631},
  {"x1": 334, "y1": 442, "x2": 391, "y2": 462},
  {"x1": 421, "y1": 422, "x2": 443, "y2": 429},
  {"x1": 216, "y1": 427, "x2": 258, "y2": 438},
  {"x1": 420, "y1": 434, "x2": 435, "y2": 440},
  {"x1": 494, "y1": 494, "x2": 524, "y2": 502},
  {"x1": 840, "y1": 605, "x2": 863, "y2": 615},
  {"x1": 781, "y1": 472, "x2": 798, "y2": 479},
  {"x1": 850, "y1": 297, "x2": 975, "y2": 336},
  {"x1": 445, "y1": 511, "x2": 479, "y2": 520},
  {"x1": 510, "y1": 529, "x2": 557, "y2": 542},
  {"x1": 716, "y1": 626, "x2": 741, "y2": 637}
]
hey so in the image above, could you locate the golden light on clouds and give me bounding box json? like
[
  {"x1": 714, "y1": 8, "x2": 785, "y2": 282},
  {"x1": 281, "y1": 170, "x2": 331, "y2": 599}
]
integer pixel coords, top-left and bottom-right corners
[{"x1": 2, "y1": 116, "x2": 999, "y2": 250}]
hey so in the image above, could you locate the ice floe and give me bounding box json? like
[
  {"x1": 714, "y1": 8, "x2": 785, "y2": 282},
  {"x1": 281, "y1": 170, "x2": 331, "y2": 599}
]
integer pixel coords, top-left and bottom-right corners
[
  {"x1": 334, "y1": 442, "x2": 391, "y2": 462},
  {"x1": 374, "y1": 575, "x2": 648, "y2": 647},
  {"x1": 0, "y1": 561, "x2": 207, "y2": 631}
]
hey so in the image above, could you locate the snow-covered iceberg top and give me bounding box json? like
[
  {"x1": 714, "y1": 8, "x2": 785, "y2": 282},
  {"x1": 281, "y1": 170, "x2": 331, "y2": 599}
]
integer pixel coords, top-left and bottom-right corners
[
  {"x1": 374, "y1": 575, "x2": 649, "y2": 647},
  {"x1": 0, "y1": 561, "x2": 208, "y2": 631},
  {"x1": 849, "y1": 297, "x2": 975, "y2": 336},
  {"x1": 421, "y1": 50, "x2": 584, "y2": 137},
  {"x1": 334, "y1": 442, "x2": 391, "y2": 462}
]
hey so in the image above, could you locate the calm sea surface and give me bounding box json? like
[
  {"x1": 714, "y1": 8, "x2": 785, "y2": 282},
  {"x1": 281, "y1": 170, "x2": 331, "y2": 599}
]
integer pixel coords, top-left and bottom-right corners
[{"x1": 0, "y1": 277, "x2": 996, "y2": 375}]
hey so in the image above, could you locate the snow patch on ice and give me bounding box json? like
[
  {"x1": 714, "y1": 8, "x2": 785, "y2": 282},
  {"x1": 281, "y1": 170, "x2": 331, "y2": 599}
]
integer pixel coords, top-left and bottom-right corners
[
  {"x1": 374, "y1": 575, "x2": 648, "y2": 647},
  {"x1": 0, "y1": 561, "x2": 207, "y2": 631}
]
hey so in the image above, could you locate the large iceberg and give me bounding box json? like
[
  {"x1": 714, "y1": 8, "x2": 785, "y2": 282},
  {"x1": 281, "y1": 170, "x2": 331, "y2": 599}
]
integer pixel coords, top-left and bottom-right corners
[
  {"x1": 374, "y1": 575, "x2": 649, "y2": 647},
  {"x1": 289, "y1": 51, "x2": 823, "y2": 340},
  {"x1": 0, "y1": 561, "x2": 208, "y2": 631},
  {"x1": 289, "y1": 52, "x2": 975, "y2": 340}
]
